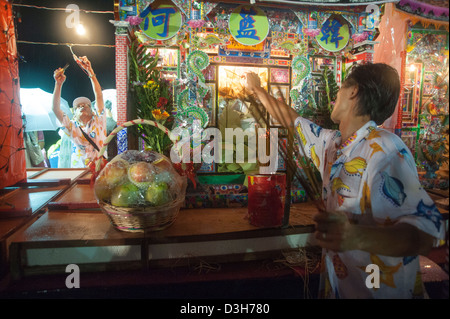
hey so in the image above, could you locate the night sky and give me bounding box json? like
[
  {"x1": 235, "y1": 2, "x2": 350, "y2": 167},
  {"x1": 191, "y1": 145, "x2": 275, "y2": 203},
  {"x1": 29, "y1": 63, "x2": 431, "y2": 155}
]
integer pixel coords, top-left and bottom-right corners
[{"x1": 14, "y1": 0, "x2": 116, "y2": 147}]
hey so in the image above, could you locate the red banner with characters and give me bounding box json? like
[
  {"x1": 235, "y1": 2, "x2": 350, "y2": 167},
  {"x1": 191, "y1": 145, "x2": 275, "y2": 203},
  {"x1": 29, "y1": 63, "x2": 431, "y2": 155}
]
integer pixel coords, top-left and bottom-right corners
[{"x1": 0, "y1": 0, "x2": 26, "y2": 188}]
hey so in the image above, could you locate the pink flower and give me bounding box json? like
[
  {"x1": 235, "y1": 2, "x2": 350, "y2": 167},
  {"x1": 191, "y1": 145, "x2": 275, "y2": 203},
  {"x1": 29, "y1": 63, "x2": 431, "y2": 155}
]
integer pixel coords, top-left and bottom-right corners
[
  {"x1": 125, "y1": 16, "x2": 144, "y2": 26},
  {"x1": 352, "y1": 32, "x2": 369, "y2": 43},
  {"x1": 303, "y1": 29, "x2": 321, "y2": 37},
  {"x1": 188, "y1": 20, "x2": 206, "y2": 29}
]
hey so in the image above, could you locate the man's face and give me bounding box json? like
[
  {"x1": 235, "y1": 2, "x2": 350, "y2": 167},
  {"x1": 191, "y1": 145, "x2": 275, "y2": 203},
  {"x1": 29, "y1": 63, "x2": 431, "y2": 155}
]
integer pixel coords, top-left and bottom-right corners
[
  {"x1": 330, "y1": 85, "x2": 354, "y2": 125},
  {"x1": 74, "y1": 103, "x2": 93, "y2": 123}
]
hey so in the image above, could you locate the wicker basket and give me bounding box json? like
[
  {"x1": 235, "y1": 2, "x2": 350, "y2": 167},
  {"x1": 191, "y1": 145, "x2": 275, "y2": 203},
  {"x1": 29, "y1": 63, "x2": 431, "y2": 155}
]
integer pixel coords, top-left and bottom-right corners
[
  {"x1": 98, "y1": 189, "x2": 185, "y2": 232},
  {"x1": 94, "y1": 119, "x2": 186, "y2": 233}
]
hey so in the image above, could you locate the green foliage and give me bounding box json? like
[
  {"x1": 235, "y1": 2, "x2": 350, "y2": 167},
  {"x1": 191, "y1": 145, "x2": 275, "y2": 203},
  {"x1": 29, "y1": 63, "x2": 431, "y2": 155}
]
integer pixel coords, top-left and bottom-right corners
[
  {"x1": 128, "y1": 40, "x2": 174, "y2": 154},
  {"x1": 321, "y1": 66, "x2": 339, "y2": 113},
  {"x1": 317, "y1": 66, "x2": 339, "y2": 129},
  {"x1": 299, "y1": 66, "x2": 339, "y2": 129}
]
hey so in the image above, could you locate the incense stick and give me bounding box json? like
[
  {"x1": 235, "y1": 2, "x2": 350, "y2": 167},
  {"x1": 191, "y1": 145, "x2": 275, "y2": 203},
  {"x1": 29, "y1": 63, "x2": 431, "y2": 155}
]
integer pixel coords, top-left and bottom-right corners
[{"x1": 236, "y1": 83, "x2": 325, "y2": 211}]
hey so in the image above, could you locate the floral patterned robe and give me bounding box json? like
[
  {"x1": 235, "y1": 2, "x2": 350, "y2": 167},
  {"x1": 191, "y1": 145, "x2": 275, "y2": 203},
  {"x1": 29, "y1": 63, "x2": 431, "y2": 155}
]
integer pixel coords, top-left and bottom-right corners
[
  {"x1": 295, "y1": 117, "x2": 445, "y2": 299},
  {"x1": 61, "y1": 111, "x2": 106, "y2": 168}
]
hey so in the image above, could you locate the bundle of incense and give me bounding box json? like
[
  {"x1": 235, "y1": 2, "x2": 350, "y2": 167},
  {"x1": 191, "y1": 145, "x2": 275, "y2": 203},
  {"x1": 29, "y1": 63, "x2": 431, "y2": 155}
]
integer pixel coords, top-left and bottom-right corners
[
  {"x1": 57, "y1": 63, "x2": 69, "y2": 74},
  {"x1": 236, "y1": 86, "x2": 325, "y2": 212}
]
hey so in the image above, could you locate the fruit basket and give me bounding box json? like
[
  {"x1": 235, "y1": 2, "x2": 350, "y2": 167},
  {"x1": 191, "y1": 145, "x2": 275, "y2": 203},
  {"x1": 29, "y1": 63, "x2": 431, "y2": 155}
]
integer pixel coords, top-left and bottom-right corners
[{"x1": 93, "y1": 119, "x2": 187, "y2": 233}]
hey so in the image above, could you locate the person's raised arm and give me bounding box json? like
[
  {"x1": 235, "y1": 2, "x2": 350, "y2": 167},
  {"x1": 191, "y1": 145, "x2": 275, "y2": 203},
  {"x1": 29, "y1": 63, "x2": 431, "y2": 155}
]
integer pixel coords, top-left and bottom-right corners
[
  {"x1": 52, "y1": 68, "x2": 66, "y2": 124},
  {"x1": 245, "y1": 72, "x2": 298, "y2": 128},
  {"x1": 76, "y1": 56, "x2": 104, "y2": 115}
]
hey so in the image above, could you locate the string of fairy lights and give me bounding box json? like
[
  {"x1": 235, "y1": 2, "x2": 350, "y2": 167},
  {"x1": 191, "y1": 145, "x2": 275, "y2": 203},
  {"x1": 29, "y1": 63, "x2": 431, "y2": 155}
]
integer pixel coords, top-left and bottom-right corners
[
  {"x1": 1, "y1": 2, "x2": 114, "y2": 177},
  {"x1": 12, "y1": 2, "x2": 115, "y2": 48},
  {"x1": 0, "y1": 4, "x2": 24, "y2": 175},
  {"x1": 16, "y1": 40, "x2": 115, "y2": 48},
  {"x1": 12, "y1": 3, "x2": 114, "y2": 14}
]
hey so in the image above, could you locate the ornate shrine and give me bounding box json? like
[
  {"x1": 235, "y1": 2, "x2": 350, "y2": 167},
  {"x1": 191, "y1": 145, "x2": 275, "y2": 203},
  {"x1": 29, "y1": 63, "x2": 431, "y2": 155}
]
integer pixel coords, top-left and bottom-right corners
[{"x1": 110, "y1": 0, "x2": 388, "y2": 207}]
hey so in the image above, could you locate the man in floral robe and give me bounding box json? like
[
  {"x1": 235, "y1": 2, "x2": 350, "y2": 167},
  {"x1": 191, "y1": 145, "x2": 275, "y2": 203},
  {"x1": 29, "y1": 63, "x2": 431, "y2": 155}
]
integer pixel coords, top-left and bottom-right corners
[
  {"x1": 246, "y1": 63, "x2": 445, "y2": 298},
  {"x1": 52, "y1": 56, "x2": 106, "y2": 168}
]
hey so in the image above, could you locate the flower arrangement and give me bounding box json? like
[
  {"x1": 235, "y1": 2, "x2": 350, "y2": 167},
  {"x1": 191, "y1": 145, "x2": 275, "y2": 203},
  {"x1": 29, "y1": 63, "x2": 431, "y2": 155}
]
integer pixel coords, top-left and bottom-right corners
[{"x1": 128, "y1": 40, "x2": 175, "y2": 154}]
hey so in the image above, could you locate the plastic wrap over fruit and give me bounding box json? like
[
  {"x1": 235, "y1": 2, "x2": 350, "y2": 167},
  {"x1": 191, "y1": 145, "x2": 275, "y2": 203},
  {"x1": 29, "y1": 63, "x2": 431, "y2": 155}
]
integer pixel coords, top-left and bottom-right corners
[{"x1": 94, "y1": 150, "x2": 185, "y2": 207}]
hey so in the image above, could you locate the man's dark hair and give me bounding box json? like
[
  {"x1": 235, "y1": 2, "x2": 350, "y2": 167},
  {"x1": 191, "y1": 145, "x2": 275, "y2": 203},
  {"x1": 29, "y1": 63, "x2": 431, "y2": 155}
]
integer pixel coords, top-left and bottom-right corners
[{"x1": 342, "y1": 63, "x2": 400, "y2": 125}]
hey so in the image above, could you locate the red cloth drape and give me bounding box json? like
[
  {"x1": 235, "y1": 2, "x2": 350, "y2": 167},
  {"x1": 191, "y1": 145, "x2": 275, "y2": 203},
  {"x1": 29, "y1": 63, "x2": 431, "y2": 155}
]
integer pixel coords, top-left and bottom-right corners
[
  {"x1": 0, "y1": 0, "x2": 26, "y2": 188},
  {"x1": 373, "y1": 3, "x2": 409, "y2": 133}
]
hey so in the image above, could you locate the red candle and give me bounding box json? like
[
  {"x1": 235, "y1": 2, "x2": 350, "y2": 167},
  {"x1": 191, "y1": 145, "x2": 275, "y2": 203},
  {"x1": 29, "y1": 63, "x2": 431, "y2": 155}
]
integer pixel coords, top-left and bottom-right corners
[{"x1": 247, "y1": 173, "x2": 286, "y2": 227}]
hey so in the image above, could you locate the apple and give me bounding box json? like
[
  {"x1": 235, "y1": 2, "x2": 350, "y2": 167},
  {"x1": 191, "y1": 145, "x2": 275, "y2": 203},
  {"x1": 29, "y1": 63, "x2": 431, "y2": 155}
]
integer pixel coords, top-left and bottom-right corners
[
  {"x1": 94, "y1": 178, "x2": 112, "y2": 202},
  {"x1": 128, "y1": 161, "x2": 156, "y2": 188},
  {"x1": 101, "y1": 159, "x2": 128, "y2": 186},
  {"x1": 110, "y1": 183, "x2": 142, "y2": 207},
  {"x1": 95, "y1": 160, "x2": 129, "y2": 202},
  {"x1": 145, "y1": 181, "x2": 172, "y2": 206}
]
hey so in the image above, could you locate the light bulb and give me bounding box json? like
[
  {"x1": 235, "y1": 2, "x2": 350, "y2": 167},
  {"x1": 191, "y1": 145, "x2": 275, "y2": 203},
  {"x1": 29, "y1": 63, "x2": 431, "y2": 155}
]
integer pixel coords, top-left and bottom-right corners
[{"x1": 76, "y1": 24, "x2": 86, "y2": 35}]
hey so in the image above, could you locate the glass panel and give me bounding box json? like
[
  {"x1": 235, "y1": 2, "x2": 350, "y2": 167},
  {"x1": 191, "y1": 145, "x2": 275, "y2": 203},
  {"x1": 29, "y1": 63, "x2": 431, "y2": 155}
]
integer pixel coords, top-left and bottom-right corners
[{"x1": 217, "y1": 65, "x2": 268, "y2": 124}]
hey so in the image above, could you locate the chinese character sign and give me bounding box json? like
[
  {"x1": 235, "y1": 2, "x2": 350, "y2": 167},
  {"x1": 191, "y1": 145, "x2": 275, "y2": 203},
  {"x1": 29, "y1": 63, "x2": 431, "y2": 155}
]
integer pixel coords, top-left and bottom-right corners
[
  {"x1": 229, "y1": 5, "x2": 269, "y2": 46},
  {"x1": 316, "y1": 16, "x2": 350, "y2": 52},
  {"x1": 139, "y1": 4, "x2": 182, "y2": 40}
]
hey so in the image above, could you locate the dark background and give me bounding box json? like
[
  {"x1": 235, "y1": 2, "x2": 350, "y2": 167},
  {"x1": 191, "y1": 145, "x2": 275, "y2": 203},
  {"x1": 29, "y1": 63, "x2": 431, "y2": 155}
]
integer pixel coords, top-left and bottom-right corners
[{"x1": 13, "y1": 0, "x2": 116, "y2": 149}]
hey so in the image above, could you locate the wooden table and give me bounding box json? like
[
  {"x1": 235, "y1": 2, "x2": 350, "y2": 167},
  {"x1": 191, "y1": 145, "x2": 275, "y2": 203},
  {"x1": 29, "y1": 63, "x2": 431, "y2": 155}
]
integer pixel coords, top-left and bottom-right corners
[
  {"x1": 4, "y1": 201, "x2": 320, "y2": 298},
  {"x1": 0, "y1": 169, "x2": 320, "y2": 297},
  {"x1": 7, "y1": 203, "x2": 318, "y2": 278},
  {"x1": 0, "y1": 169, "x2": 89, "y2": 278},
  {"x1": 1, "y1": 169, "x2": 447, "y2": 298}
]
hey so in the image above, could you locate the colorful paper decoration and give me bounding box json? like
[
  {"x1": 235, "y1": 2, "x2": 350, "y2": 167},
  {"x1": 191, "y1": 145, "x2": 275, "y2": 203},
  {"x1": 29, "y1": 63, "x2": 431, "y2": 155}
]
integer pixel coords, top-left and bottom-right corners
[
  {"x1": 171, "y1": 0, "x2": 188, "y2": 16},
  {"x1": 187, "y1": 1, "x2": 204, "y2": 29},
  {"x1": 365, "y1": 4, "x2": 380, "y2": 30},
  {"x1": 271, "y1": 31, "x2": 307, "y2": 56},
  {"x1": 176, "y1": 50, "x2": 210, "y2": 129},
  {"x1": 139, "y1": 3, "x2": 182, "y2": 41},
  {"x1": 291, "y1": 56, "x2": 311, "y2": 88},
  {"x1": 308, "y1": 11, "x2": 318, "y2": 29},
  {"x1": 290, "y1": 55, "x2": 312, "y2": 104},
  {"x1": 187, "y1": 50, "x2": 210, "y2": 103},
  {"x1": 228, "y1": 5, "x2": 269, "y2": 46}
]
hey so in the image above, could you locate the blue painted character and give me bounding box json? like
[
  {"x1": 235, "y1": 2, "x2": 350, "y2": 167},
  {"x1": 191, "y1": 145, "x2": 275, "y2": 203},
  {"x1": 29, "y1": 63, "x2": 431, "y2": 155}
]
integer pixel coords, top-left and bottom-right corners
[
  {"x1": 236, "y1": 7, "x2": 260, "y2": 41},
  {"x1": 140, "y1": 6, "x2": 176, "y2": 38},
  {"x1": 320, "y1": 19, "x2": 344, "y2": 49}
]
